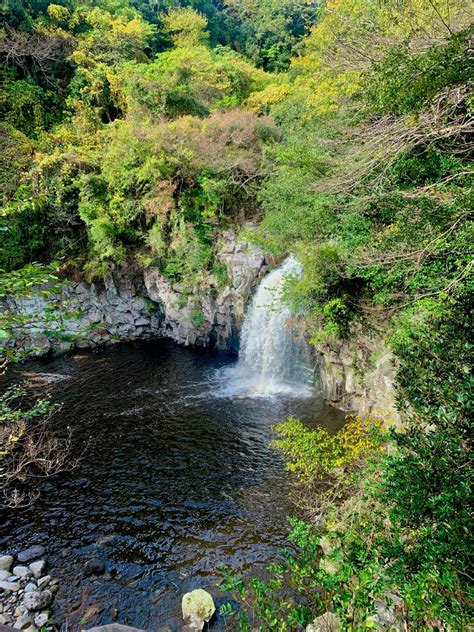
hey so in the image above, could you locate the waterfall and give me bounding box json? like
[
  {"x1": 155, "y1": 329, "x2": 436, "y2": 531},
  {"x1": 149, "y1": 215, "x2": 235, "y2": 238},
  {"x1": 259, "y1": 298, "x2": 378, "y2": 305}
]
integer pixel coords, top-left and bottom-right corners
[{"x1": 223, "y1": 256, "x2": 312, "y2": 397}]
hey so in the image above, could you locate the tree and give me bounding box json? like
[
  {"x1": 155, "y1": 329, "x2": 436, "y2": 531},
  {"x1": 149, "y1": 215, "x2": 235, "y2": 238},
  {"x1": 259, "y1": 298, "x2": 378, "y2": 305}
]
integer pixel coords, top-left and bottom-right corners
[
  {"x1": 161, "y1": 6, "x2": 209, "y2": 47},
  {"x1": 224, "y1": 0, "x2": 321, "y2": 70}
]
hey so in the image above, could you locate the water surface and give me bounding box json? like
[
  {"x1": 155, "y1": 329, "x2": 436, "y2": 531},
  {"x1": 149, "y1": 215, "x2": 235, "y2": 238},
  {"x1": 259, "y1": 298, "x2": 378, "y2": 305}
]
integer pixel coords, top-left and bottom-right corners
[{"x1": 1, "y1": 341, "x2": 343, "y2": 630}]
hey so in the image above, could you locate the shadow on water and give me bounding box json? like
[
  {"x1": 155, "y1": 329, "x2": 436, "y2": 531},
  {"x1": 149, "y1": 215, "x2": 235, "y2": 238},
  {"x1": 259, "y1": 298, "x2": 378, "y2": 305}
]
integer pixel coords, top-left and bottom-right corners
[{"x1": 0, "y1": 340, "x2": 344, "y2": 631}]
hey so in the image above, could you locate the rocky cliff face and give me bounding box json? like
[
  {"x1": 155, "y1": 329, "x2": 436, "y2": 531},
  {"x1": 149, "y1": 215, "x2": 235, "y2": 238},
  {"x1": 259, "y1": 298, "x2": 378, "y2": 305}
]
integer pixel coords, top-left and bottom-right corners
[
  {"x1": 144, "y1": 229, "x2": 268, "y2": 352},
  {"x1": 4, "y1": 229, "x2": 268, "y2": 357},
  {"x1": 4, "y1": 229, "x2": 398, "y2": 418},
  {"x1": 312, "y1": 325, "x2": 400, "y2": 421},
  {"x1": 5, "y1": 275, "x2": 162, "y2": 358}
]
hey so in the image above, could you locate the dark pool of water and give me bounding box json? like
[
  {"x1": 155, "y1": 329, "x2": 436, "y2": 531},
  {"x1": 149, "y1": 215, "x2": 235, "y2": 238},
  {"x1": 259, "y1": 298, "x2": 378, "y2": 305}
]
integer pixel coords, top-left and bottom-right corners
[{"x1": 1, "y1": 341, "x2": 344, "y2": 631}]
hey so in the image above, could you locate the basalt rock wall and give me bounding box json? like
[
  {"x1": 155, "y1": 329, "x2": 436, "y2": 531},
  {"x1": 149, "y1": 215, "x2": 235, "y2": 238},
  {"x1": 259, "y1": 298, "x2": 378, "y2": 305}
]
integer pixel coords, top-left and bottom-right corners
[
  {"x1": 4, "y1": 229, "x2": 269, "y2": 358},
  {"x1": 5, "y1": 228, "x2": 398, "y2": 418},
  {"x1": 144, "y1": 229, "x2": 269, "y2": 353},
  {"x1": 5, "y1": 275, "x2": 162, "y2": 358},
  {"x1": 311, "y1": 324, "x2": 400, "y2": 422}
]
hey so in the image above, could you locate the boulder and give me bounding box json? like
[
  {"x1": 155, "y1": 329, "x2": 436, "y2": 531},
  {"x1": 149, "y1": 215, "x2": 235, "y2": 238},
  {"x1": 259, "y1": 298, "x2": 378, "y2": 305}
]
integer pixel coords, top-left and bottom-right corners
[
  {"x1": 33, "y1": 612, "x2": 48, "y2": 627},
  {"x1": 0, "y1": 556, "x2": 13, "y2": 572},
  {"x1": 23, "y1": 590, "x2": 52, "y2": 611},
  {"x1": 36, "y1": 576, "x2": 50, "y2": 590},
  {"x1": 181, "y1": 589, "x2": 215, "y2": 631},
  {"x1": 17, "y1": 547, "x2": 45, "y2": 563},
  {"x1": 0, "y1": 580, "x2": 20, "y2": 592},
  {"x1": 13, "y1": 611, "x2": 33, "y2": 629},
  {"x1": 13, "y1": 566, "x2": 31, "y2": 579},
  {"x1": 28, "y1": 561, "x2": 46, "y2": 579}
]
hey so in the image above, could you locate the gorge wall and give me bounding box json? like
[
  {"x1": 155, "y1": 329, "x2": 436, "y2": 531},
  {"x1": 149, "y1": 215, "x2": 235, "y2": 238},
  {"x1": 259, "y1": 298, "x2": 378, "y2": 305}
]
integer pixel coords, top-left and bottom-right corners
[
  {"x1": 5, "y1": 274, "x2": 162, "y2": 358},
  {"x1": 312, "y1": 328, "x2": 399, "y2": 421},
  {"x1": 144, "y1": 229, "x2": 268, "y2": 352},
  {"x1": 4, "y1": 229, "x2": 268, "y2": 358},
  {"x1": 4, "y1": 229, "x2": 397, "y2": 418}
]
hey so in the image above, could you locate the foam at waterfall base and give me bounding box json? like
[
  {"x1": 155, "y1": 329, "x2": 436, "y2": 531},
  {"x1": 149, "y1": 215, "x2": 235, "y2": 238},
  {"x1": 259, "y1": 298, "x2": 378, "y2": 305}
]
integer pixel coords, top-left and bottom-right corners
[{"x1": 215, "y1": 365, "x2": 314, "y2": 399}]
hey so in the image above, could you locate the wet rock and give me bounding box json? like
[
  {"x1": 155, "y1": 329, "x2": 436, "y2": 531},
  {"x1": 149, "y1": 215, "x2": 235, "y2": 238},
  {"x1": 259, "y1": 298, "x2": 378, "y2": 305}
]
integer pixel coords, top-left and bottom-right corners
[
  {"x1": 24, "y1": 584, "x2": 37, "y2": 593},
  {"x1": 28, "y1": 561, "x2": 46, "y2": 579},
  {"x1": 17, "y1": 547, "x2": 45, "y2": 563},
  {"x1": 23, "y1": 590, "x2": 52, "y2": 611},
  {"x1": 306, "y1": 612, "x2": 342, "y2": 632},
  {"x1": 0, "y1": 571, "x2": 12, "y2": 581},
  {"x1": 181, "y1": 589, "x2": 215, "y2": 631},
  {"x1": 0, "y1": 580, "x2": 21, "y2": 592},
  {"x1": 84, "y1": 559, "x2": 105, "y2": 576},
  {"x1": 0, "y1": 556, "x2": 13, "y2": 572},
  {"x1": 13, "y1": 566, "x2": 31, "y2": 579}
]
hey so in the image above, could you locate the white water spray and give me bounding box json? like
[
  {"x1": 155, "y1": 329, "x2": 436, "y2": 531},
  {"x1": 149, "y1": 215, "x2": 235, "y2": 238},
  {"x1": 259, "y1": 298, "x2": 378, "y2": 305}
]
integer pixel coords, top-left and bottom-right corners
[{"x1": 222, "y1": 256, "x2": 313, "y2": 397}]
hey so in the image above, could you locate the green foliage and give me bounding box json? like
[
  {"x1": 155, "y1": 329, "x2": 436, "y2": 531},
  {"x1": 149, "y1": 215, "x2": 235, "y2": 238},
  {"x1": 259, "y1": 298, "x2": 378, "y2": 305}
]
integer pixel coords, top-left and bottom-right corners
[
  {"x1": 161, "y1": 7, "x2": 209, "y2": 47},
  {"x1": 211, "y1": 261, "x2": 229, "y2": 288},
  {"x1": 0, "y1": 263, "x2": 61, "y2": 300},
  {"x1": 224, "y1": 0, "x2": 321, "y2": 71},
  {"x1": 162, "y1": 219, "x2": 213, "y2": 284},
  {"x1": 220, "y1": 2, "x2": 473, "y2": 630},
  {"x1": 1, "y1": 0, "x2": 273, "y2": 281},
  {"x1": 273, "y1": 416, "x2": 344, "y2": 481},
  {"x1": 0, "y1": 73, "x2": 60, "y2": 138},
  {"x1": 190, "y1": 307, "x2": 205, "y2": 328},
  {"x1": 1, "y1": 191, "x2": 50, "y2": 271},
  {"x1": 130, "y1": 0, "x2": 243, "y2": 50},
  {"x1": 120, "y1": 43, "x2": 267, "y2": 117},
  {"x1": 0, "y1": 125, "x2": 33, "y2": 206},
  {"x1": 365, "y1": 26, "x2": 474, "y2": 116}
]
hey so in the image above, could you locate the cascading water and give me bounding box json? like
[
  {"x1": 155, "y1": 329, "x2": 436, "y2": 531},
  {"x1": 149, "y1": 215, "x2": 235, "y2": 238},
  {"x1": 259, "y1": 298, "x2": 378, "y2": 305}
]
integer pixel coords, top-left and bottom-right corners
[{"x1": 223, "y1": 256, "x2": 313, "y2": 397}]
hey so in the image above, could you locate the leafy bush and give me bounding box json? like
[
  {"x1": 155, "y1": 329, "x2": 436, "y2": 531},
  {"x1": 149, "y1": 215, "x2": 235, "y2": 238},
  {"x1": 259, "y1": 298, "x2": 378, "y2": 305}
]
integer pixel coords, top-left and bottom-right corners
[{"x1": 273, "y1": 415, "x2": 382, "y2": 483}]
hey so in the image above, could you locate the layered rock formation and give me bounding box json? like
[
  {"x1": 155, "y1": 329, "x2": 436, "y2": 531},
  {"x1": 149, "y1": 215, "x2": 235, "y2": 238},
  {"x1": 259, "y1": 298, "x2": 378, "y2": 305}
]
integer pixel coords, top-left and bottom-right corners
[{"x1": 3, "y1": 228, "x2": 398, "y2": 417}]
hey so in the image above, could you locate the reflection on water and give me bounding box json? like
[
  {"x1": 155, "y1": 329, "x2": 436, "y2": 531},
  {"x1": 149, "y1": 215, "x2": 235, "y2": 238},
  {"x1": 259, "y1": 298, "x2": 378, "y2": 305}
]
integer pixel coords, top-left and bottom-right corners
[{"x1": 0, "y1": 340, "x2": 344, "y2": 630}]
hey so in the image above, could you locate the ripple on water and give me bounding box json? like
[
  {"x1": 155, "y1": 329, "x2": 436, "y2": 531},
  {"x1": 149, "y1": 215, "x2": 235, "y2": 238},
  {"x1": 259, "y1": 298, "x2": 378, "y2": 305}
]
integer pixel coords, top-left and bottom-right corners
[{"x1": 0, "y1": 340, "x2": 344, "y2": 631}]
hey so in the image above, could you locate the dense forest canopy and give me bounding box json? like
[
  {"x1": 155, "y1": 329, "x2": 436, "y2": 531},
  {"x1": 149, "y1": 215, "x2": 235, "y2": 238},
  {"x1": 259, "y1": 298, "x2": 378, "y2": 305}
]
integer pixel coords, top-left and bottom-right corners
[{"x1": 1, "y1": 0, "x2": 473, "y2": 629}]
